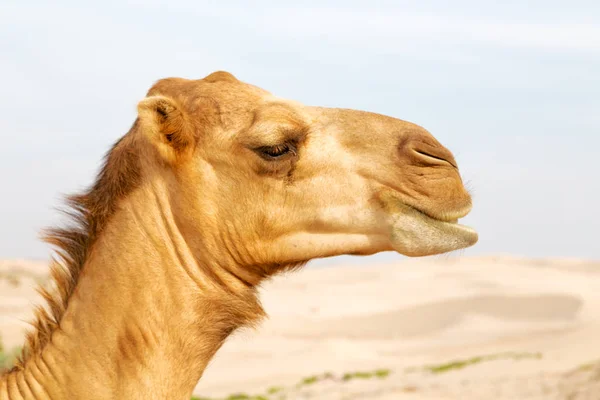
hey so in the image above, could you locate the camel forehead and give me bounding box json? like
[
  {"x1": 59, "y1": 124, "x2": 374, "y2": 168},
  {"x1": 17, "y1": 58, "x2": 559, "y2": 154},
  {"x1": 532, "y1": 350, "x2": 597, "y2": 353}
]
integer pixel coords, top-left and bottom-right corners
[
  {"x1": 147, "y1": 71, "x2": 274, "y2": 107},
  {"x1": 146, "y1": 72, "x2": 311, "y2": 135}
]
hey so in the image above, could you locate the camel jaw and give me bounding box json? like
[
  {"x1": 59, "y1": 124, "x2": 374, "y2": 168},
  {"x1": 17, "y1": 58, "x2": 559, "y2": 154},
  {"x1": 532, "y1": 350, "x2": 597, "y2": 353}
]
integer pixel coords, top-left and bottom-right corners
[{"x1": 386, "y1": 201, "x2": 478, "y2": 257}]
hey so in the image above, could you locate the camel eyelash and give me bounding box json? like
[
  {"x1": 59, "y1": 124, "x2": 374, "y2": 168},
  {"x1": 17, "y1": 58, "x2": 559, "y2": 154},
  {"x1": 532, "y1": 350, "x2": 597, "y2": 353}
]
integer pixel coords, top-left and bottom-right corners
[{"x1": 255, "y1": 142, "x2": 298, "y2": 161}]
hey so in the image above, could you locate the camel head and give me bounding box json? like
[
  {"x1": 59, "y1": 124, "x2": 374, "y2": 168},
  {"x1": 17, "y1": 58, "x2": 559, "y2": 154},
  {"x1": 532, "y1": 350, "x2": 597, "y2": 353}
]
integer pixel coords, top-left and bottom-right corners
[{"x1": 136, "y1": 71, "x2": 477, "y2": 280}]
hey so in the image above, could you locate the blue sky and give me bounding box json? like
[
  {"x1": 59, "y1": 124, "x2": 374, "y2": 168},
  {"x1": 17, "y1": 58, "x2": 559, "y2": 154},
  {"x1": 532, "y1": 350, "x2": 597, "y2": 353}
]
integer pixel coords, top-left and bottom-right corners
[{"x1": 1, "y1": 1, "x2": 598, "y2": 263}]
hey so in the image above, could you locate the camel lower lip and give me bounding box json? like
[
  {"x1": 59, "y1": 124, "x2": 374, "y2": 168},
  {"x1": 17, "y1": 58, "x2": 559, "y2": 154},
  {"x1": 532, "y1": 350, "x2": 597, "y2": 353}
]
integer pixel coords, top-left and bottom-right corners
[{"x1": 388, "y1": 201, "x2": 479, "y2": 256}]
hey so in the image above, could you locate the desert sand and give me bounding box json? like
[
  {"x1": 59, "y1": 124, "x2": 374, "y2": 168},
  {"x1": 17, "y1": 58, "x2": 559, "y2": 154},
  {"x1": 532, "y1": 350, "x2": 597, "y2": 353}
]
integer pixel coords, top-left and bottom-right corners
[{"x1": 1, "y1": 256, "x2": 600, "y2": 399}]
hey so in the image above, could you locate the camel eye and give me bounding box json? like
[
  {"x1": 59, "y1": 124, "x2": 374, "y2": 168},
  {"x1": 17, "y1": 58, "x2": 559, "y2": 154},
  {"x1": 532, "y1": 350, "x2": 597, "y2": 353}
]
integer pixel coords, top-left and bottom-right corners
[{"x1": 257, "y1": 143, "x2": 296, "y2": 160}]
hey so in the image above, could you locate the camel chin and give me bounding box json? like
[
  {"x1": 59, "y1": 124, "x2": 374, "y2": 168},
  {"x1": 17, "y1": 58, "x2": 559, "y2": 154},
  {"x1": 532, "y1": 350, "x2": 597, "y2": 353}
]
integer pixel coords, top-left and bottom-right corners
[{"x1": 387, "y1": 202, "x2": 479, "y2": 257}]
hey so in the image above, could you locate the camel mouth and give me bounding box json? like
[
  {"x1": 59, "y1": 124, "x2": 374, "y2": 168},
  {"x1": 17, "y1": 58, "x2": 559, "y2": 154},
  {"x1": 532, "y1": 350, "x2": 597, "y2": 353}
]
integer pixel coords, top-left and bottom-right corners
[
  {"x1": 408, "y1": 205, "x2": 470, "y2": 225},
  {"x1": 412, "y1": 207, "x2": 478, "y2": 239},
  {"x1": 386, "y1": 199, "x2": 478, "y2": 257}
]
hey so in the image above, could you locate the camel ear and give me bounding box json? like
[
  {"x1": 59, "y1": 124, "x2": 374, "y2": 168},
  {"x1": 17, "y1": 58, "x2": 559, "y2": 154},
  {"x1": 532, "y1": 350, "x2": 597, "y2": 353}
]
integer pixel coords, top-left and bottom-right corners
[{"x1": 137, "y1": 95, "x2": 194, "y2": 158}]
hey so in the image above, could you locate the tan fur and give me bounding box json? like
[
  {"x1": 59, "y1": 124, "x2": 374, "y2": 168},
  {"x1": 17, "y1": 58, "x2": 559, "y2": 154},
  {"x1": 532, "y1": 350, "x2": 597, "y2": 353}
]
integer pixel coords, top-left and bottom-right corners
[{"x1": 0, "y1": 71, "x2": 477, "y2": 399}]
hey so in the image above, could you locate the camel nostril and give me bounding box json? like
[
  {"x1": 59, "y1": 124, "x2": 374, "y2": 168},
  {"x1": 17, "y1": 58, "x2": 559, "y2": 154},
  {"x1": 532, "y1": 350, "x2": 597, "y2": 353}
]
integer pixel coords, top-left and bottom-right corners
[
  {"x1": 414, "y1": 149, "x2": 458, "y2": 169},
  {"x1": 412, "y1": 147, "x2": 458, "y2": 169},
  {"x1": 397, "y1": 131, "x2": 459, "y2": 169}
]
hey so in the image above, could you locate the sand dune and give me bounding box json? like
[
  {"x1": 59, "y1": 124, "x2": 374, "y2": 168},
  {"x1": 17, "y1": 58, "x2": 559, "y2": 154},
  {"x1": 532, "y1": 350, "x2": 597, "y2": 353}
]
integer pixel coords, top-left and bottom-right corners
[
  {"x1": 265, "y1": 294, "x2": 583, "y2": 340},
  {"x1": 1, "y1": 256, "x2": 600, "y2": 399}
]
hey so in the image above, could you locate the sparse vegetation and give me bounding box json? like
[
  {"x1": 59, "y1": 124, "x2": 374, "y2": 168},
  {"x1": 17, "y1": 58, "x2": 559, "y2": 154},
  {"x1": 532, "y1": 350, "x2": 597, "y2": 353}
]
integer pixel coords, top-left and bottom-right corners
[
  {"x1": 189, "y1": 368, "x2": 392, "y2": 399},
  {"x1": 575, "y1": 359, "x2": 600, "y2": 373},
  {"x1": 578, "y1": 363, "x2": 595, "y2": 372},
  {"x1": 421, "y1": 352, "x2": 543, "y2": 374},
  {"x1": 225, "y1": 394, "x2": 251, "y2": 400},
  {"x1": 300, "y1": 375, "x2": 319, "y2": 385},
  {"x1": 266, "y1": 386, "x2": 283, "y2": 395},
  {"x1": 342, "y1": 369, "x2": 391, "y2": 381}
]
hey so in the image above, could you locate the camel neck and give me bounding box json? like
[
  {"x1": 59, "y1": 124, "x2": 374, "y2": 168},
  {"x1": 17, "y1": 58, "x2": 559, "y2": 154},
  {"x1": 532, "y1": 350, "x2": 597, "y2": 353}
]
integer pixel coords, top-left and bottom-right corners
[{"x1": 1, "y1": 182, "x2": 263, "y2": 400}]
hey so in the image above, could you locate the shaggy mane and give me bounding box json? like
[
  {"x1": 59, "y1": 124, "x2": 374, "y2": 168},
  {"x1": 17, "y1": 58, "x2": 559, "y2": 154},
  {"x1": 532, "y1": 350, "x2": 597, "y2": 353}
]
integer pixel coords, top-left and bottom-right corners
[{"x1": 11, "y1": 120, "x2": 142, "y2": 370}]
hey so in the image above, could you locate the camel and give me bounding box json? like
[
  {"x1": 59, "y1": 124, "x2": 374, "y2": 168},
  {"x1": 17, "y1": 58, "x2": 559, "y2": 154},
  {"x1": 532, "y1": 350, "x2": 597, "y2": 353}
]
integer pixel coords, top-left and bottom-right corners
[{"x1": 0, "y1": 71, "x2": 477, "y2": 399}]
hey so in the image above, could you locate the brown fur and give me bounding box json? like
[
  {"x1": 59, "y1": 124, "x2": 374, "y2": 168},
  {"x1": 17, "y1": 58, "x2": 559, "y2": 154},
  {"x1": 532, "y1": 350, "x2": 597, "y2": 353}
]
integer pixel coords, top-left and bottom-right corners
[{"x1": 12, "y1": 122, "x2": 143, "y2": 370}]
